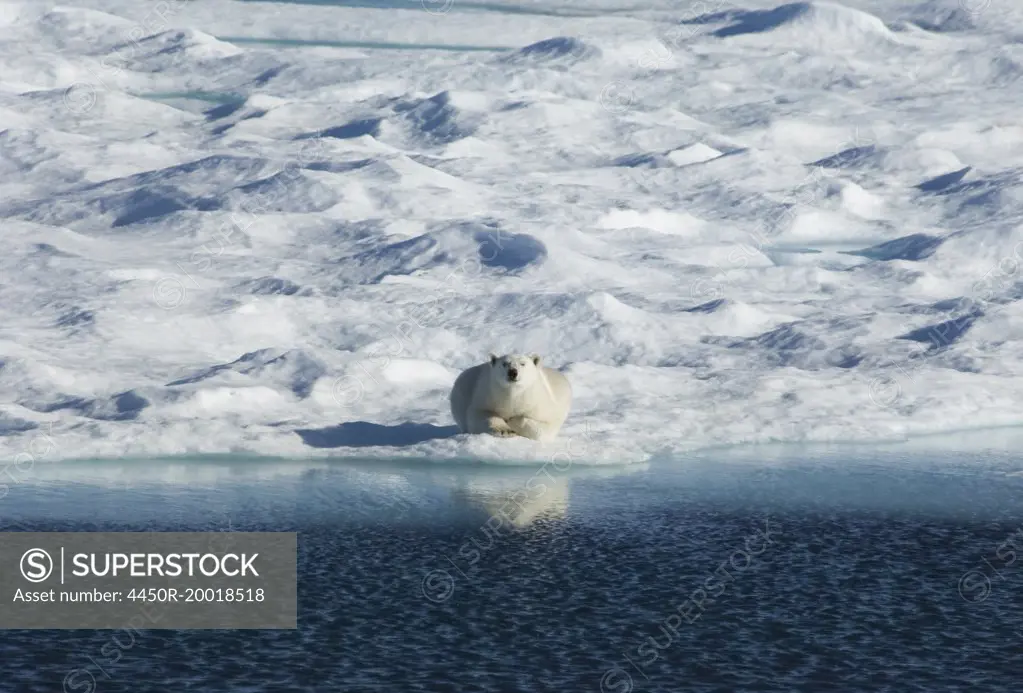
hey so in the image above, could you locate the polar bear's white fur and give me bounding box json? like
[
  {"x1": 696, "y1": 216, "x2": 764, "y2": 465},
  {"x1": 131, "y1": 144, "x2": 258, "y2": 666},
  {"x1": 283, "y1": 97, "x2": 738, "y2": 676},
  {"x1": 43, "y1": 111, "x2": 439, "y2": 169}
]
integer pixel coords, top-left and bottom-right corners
[{"x1": 449, "y1": 353, "x2": 572, "y2": 441}]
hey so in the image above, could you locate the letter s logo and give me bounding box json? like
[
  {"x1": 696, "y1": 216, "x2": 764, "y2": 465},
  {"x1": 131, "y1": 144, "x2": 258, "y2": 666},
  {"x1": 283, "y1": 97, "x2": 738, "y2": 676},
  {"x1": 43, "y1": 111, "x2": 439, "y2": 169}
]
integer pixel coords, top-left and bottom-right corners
[{"x1": 20, "y1": 548, "x2": 53, "y2": 583}]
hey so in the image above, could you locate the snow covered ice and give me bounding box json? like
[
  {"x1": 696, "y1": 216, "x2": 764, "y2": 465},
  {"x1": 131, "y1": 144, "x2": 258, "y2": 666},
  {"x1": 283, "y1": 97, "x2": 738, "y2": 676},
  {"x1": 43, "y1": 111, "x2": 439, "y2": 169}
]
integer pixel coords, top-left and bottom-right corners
[{"x1": 1, "y1": 0, "x2": 1023, "y2": 465}]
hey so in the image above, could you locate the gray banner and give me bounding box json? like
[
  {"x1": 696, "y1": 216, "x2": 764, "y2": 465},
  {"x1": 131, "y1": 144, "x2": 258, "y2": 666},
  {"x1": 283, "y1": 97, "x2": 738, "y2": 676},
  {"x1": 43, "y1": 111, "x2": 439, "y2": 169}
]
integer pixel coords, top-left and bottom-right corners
[{"x1": 0, "y1": 533, "x2": 296, "y2": 629}]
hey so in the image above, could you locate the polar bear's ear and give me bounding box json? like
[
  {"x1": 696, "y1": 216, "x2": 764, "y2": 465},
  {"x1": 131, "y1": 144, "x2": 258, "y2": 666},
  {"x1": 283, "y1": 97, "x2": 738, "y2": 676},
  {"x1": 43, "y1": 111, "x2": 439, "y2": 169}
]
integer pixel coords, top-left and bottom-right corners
[
  {"x1": 530, "y1": 354, "x2": 542, "y2": 367},
  {"x1": 489, "y1": 353, "x2": 499, "y2": 366}
]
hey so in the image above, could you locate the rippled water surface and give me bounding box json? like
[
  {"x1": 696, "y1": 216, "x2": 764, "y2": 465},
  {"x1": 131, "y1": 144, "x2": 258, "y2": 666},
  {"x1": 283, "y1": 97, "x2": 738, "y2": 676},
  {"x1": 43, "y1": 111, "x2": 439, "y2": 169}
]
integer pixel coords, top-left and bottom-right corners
[{"x1": 3, "y1": 441, "x2": 1023, "y2": 692}]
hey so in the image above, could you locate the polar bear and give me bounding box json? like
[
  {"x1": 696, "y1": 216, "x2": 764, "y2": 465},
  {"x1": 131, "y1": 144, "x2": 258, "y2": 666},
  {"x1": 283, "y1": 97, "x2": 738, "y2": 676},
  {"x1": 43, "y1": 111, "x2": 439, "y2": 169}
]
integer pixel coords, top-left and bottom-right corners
[{"x1": 449, "y1": 353, "x2": 572, "y2": 441}]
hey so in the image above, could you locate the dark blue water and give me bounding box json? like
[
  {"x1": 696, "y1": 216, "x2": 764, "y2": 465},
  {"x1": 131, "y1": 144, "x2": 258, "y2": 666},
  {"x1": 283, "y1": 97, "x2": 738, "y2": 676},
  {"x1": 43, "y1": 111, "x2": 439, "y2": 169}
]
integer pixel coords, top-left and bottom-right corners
[{"x1": 2, "y1": 444, "x2": 1022, "y2": 692}]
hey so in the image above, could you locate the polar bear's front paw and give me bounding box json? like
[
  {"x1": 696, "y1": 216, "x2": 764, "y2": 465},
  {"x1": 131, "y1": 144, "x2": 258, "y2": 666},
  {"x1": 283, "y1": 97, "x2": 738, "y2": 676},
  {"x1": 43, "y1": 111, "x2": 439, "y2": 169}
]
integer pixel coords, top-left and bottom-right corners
[
  {"x1": 487, "y1": 416, "x2": 516, "y2": 437},
  {"x1": 506, "y1": 415, "x2": 526, "y2": 429},
  {"x1": 507, "y1": 415, "x2": 542, "y2": 440}
]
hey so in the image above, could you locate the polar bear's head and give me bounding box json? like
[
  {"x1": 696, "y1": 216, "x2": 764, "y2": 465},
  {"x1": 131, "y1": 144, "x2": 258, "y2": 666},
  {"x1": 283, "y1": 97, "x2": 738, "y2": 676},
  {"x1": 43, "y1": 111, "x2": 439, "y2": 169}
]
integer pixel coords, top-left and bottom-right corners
[{"x1": 488, "y1": 353, "x2": 542, "y2": 389}]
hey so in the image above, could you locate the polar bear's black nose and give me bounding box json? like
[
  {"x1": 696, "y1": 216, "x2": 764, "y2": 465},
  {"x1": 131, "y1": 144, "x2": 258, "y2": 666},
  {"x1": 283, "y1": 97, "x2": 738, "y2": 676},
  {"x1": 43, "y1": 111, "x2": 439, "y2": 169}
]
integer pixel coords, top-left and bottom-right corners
[{"x1": 508, "y1": 368, "x2": 518, "y2": 381}]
